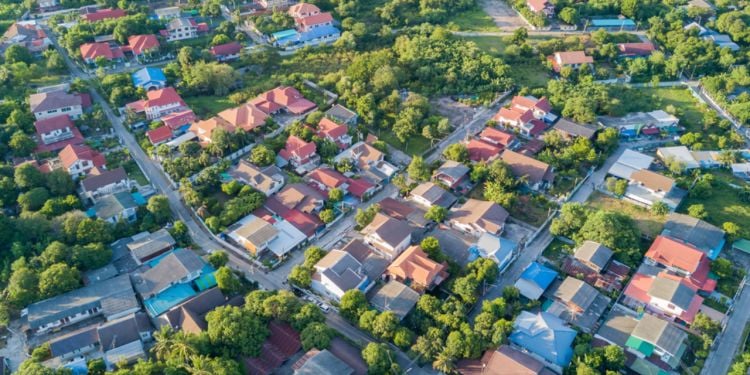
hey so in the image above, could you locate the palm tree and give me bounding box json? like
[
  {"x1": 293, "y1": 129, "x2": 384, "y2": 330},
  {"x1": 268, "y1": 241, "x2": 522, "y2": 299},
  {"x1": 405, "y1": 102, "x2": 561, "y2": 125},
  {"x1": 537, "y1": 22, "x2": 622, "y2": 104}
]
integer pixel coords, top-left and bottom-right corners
[
  {"x1": 432, "y1": 351, "x2": 456, "y2": 374},
  {"x1": 170, "y1": 331, "x2": 198, "y2": 364},
  {"x1": 187, "y1": 355, "x2": 214, "y2": 375},
  {"x1": 151, "y1": 325, "x2": 174, "y2": 361}
]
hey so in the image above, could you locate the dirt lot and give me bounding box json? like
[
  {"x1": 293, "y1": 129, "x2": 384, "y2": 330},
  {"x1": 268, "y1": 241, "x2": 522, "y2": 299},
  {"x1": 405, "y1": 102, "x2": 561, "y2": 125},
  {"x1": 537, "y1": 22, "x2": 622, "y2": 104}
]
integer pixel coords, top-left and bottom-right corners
[
  {"x1": 430, "y1": 222, "x2": 534, "y2": 266},
  {"x1": 431, "y1": 97, "x2": 476, "y2": 127},
  {"x1": 479, "y1": 0, "x2": 528, "y2": 30}
]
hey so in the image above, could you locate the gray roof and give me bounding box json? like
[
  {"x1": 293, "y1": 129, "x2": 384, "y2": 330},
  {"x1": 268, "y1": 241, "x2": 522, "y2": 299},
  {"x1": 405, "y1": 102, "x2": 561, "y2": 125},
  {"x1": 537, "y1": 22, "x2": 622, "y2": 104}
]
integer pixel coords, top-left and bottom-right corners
[
  {"x1": 325, "y1": 104, "x2": 357, "y2": 123},
  {"x1": 435, "y1": 160, "x2": 469, "y2": 181},
  {"x1": 168, "y1": 17, "x2": 192, "y2": 29},
  {"x1": 316, "y1": 250, "x2": 366, "y2": 292},
  {"x1": 608, "y1": 149, "x2": 654, "y2": 180},
  {"x1": 93, "y1": 191, "x2": 137, "y2": 220},
  {"x1": 546, "y1": 278, "x2": 610, "y2": 332},
  {"x1": 574, "y1": 241, "x2": 613, "y2": 271},
  {"x1": 551, "y1": 277, "x2": 597, "y2": 310},
  {"x1": 553, "y1": 118, "x2": 598, "y2": 138},
  {"x1": 158, "y1": 287, "x2": 232, "y2": 332},
  {"x1": 340, "y1": 239, "x2": 389, "y2": 281},
  {"x1": 647, "y1": 276, "x2": 695, "y2": 310},
  {"x1": 295, "y1": 349, "x2": 354, "y2": 375},
  {"x1": 98, "y1": 312, "x2": 152, "y2": 351},
  {"x1": 127, "y1": 229, "x2": 176, "y2": 262},
  {"x1": 663, "y1": 213, "x2": 725, "y2": 253},
  {"x1": 361, "y1": 213, "x2": 412, "y2": 249},
  {"x1": 410, "y1": 182, "x2": 457, "y2": 208},
  {"x1": 80, "y1": 167, "x2": 128, "y2": 192},
  {"x1": 84, "y1": 264, "x2": 118, "y2": 284},
  {"x1": 631, "y1": 314, "x2": 688, "y2": 357},
  {"x1": 596, "y1": 307, "x2": 638, "y2": 346},
  {"x1": 134, "y1": 249, "x2": 205, "y2": 298},
  {"x1": 26, "y1": 274, "x2": 138, "y2": 330},
  {"x1": 49, "y1": 326, "x2": 98, "y2": 357},
  {"x1": 370, "y1": 281, "x2": 419, "y2": 320},
  {"x1": 29, "y1": 90, "x2": 82, "y2": 113}
]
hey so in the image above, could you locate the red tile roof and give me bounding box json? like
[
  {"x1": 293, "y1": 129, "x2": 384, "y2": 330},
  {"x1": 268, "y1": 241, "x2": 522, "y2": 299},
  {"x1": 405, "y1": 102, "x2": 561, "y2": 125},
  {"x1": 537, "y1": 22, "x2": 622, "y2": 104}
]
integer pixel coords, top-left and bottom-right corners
[
  {"x1": 144, "y1": 87, "x2": 186, "y2": 108},
  {"x1": 243, "y1": 321, "x2": 301, "y2": 375},
  {"x1": 467, "y1": 139, "x2": 502, "y2": 162},
  {"x1": 494, "y1": 107, "x2": 534, "y2": 124},
  {"x1": 58, "y1": 144, "x2": 105, "y2": 169},
  {"x1": 218, "y1": 104, "x2": 268, "y2": 131},
  {"x1": 528, "y1": 119, "x2": 547, "y2": 137},
  {"x1": 127, "y1": 34, "x2": 160, "y2": 55},
  {"x1": 34, "y1": 114, "x2": 73, "y2": 134},
  {"x1": 281, "y1": 208, "x2": 322, "y2": 238},
  {"x1": 280, "y1": 135, "x2": 317, "y2": 161},
  {"x1": 79, "y1": 42, "x2": 123, "y2": 60},
  {"x1": 146, "y1": 126, "x2": 173, "y2": 144},
  {"x1": 645, "y1": 236, "x2": 706, "y2": 275},
  {"x1": 289, "y1": 3, "x2": 321, "y2": 17},
  {"x1": 511, "y1": 95, "x2": 552, "y2": 113},
  {"x1": 554, "y1": 51, "x2": 594, "y2": 65},
  {"x1": 296, "y1": 12, "x2": 333, "y2": 28},
  {"x1": 82, "y1": 8, "x2": 126, "y2": 22},
  {"x1": 618, "y1": 42, "x2": 656, "y2": 56},
  {"x1": 347, "y1": 177, "x2": 374, "y2": 198},
  {"x1": 317, "y1": 117, "x2": 347, "y2": 139},
  {"x1": 161, "y1": 110, "x2": 196, "y2": 130},
  {"x1": 253, "y1": 86, "x2": 317, "y2": 115},
  {"x1": 480, "y1": 126, "x2": 516, "y2": 146},
  {"x1": 308, "y1": 168, "x2": 347, "y2": 189},
  {"x1": 210, "y1": 41, "x2": 242, "y2": 57}
]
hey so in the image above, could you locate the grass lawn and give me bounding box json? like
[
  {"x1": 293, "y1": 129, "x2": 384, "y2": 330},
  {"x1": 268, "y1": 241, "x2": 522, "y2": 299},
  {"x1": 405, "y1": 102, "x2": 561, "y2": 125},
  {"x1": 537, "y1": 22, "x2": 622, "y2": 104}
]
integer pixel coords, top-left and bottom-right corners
[
  {"x1": 459, "y1": 35, "x2": 551, "y2": 88},
  {"x1": 123, "y1": 160, "x2": 149, "y2": 185},
  {"x1": 185, "y1": 95, "x2": 236, "y2": 118},
  {"x1": 542, "y1": 238, "x2": 573, "y2": 267},
  {"x1": 586, "y1": 191, "x2": 667, "y2": 239},
  {"x1": 447, "y1": 7, "x2": 498, "y2": 32},
  {"x1": 377, "y1": 131, "x2": 431, "y2": 156},
  {"x1": 678, "y1": 176, "x2": 750, "y2": 239},
  {"x1": 510, "y1": 194, "x2": 556, "y2": 227},
  {"x1": 30, "y1": 74, "x2": 66, "y2": 87}
]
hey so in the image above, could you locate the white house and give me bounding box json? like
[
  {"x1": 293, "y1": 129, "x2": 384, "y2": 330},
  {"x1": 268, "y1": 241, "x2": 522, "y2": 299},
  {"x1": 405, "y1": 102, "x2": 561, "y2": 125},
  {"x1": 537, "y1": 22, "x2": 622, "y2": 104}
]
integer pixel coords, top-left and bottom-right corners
[
  {"x1": 312, "y1": 250, "x2": 370, "y2": 300},
  {"x1": 80, "y1": 167, "x2": 133, "y2": 202},
  {"x1": 361, "y1": 213, "x2": 412, "y2": 260},
  {"x1": 29, "y1": 90, "x2": 84, "y2": 120}
]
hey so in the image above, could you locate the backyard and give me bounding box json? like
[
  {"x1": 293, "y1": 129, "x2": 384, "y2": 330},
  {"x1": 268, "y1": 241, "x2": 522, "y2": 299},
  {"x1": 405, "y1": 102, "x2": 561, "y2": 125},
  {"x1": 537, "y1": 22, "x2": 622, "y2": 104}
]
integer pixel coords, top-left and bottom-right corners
[
  {"x1": 458, "y1": 35, "x2": 551, "y2": 88},
  {"x1": 586, "y1": 191, "x2": 666, "y2": 239},
  {"x1": 377, "y1": 131, "x2": 432, "y2": 155},
  {"x1": 541, "y1": 237, "x2": 573, "y2": 268},
  {"x1": 678, "y1": 173, "x2": 750, "y2": 240},
  {"x1": 184, "y1": 95, "x2": 236, "y2": 118},
  {"x1": 446, "y1": 7, "x2": 499, "y2": 32}
]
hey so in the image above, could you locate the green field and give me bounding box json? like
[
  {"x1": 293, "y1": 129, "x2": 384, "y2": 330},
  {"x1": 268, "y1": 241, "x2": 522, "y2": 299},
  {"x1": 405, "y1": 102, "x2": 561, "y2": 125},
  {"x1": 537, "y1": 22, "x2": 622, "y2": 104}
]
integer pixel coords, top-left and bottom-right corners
[
  {"x1": 185, "y1": 95, "x2": 236, "y2": 118},
  {"x1": 586, "y1": 191, "x2": 667, "y2": 239},
  {"x1": 447, "y1": 8, "x2": 498, "y2": 32},
  {"x1": 678, "y1": 173, "x2": 750, "y2": 239},
  {"x1": 460, "y1": 35, "x2": 551, "y2": 88},
  {"x1": 377, "y1": 131, "x2": 431, "y2": 156}
]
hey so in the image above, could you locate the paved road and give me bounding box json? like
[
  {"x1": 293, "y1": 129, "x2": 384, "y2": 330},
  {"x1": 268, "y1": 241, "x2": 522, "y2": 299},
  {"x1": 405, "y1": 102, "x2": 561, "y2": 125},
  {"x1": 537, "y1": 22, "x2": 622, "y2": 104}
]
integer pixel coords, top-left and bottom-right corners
[
  {"x1": 452, "y1": 30, "x2": 648, "y2": 37},
  {"x1": 701, "y1": 282, "x2": 750, "y2": 375}
]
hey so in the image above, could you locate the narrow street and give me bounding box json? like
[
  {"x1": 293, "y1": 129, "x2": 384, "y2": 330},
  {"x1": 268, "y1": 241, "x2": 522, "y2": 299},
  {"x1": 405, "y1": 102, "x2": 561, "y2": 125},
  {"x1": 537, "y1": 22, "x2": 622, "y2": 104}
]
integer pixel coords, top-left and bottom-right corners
[{"x1": 701, "y1": 282, "x2": 750, "y2": 375}]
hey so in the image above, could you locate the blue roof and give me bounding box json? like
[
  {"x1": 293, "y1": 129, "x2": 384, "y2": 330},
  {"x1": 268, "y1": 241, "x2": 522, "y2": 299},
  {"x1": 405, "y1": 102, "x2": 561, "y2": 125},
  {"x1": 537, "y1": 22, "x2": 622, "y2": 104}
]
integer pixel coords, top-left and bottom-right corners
[
  {"x1": 297, "y1": 25, "x2": 340, "y2": 43},
  {"x1": 520, "y1": 262, "x2": 557, "y2": 290},
  {"x1": 143, "y1": 282, "x2": 197, "y2": 317},
  {"x1": 591, "y1": 18, "x2": 636, "y2": 27},
  {"x1": 510, "y1": 311, "x2": 577, "y2": 367},
  {"x1": 132, "y1": 67, "x2": 166, "y2": 87}
]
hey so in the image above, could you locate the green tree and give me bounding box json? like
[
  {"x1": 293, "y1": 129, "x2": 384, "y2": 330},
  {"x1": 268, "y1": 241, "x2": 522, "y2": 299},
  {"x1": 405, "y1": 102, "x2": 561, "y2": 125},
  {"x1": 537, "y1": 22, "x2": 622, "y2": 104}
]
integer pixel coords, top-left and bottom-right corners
[
  {"x1": 420, "y1": 236, "x2": 444, "y2": 261},
  {"x1": 38, "y1": 263, "x2": 80, "y2": 299},
  {"x1": 340, "y1": 289, "x2": 368, "y2": 321},
  {"x1": 651, "y1": 201, "x2": 669, "y2": 216},
  {"x1": 603, "y1": 345, "x2": 625, "y2": 371},
  {"x1": 87, "y1": 358, "x2": 106, "y2": 375},
  {"x1": 206, "y1": 305, "x2": 269, "y2": 357},
  {"x1": 577, "y1": 210, "x2": 641, "y2": 265},
  {"x1": 9, "y1": 131, "x2": 35, "y2": 156},
  {"x1": 7, "y1": 265, "x2": 39, "y2": 307},
  {"x1": 442, "y1": 143, "x2": 469, "y2": 163},
  {"x1": 17, "y1": 187, "x2": 50, "y2": 211},
  {"x1": 250, "y1": 145, "x2": 276, "y2": 166},
  {"x1": 723, "y1": 222, "x2": 740, "y2": 242},
  {"x1": 208, "y1": 251, "x2": 229, "y2": 268},
  {"x1": 303, "y1": 246, "x2": 327, "y2": 268},
  {"x1": 393, "y1": 327, "x2": 415, "y2": 349},
  {"x1": 687, "y1": 204, "x2": 708, "y2": 220},
  {"x1": 5, "y1": 44, "x2": 33, "y2": 64},
  {"x1": 211, "y1": 34, "x2": 231, "y2": 46},
  {"x1": 14, "y1": 163, "x2": 45, "y2": 189},
  {"x1": 45, "y1": 169, "x2": 75, "y2": 196},
  {"x1": 362, "y1": 343, "x2": 400, "y2": 375},
  {"x1": 215, "y1": 266, "x2": 242, "y2": 295},
  {"x1": 319, "y1": 209, "x2": 336, "y2": 224},
  {"x1": 71, "y1": 243, "x2": 112, "y2": 270},
  {"x1": 605, "y1": 177, "x2": 627, "y2": 196},
  {"x1": 291, "y1": 303, "x2": 325, "y2": 331},
  {"x1": 328, "y1": 187, "x2": 344, "y2": 203},
  {"x1": 558, "y1": 7, "x2": 579, "y2": 25},
  {"x1": 407, "y1": 155, "x2": 430, "y2": 182},
  {"x1": 300, "y1": 322, "x2": 333, "y2": 350},
  {"x1": 146, "y1": 195, "x2": 171, "y2": 224},
  {"x1": 371, "y1": 311, "x2": 399, "y2": 340},
  {"x1": 424, "y1": 205, "x2": 447, "y2": 222},
  {"x1": 550, "y1": 202, "x2": 589, "y2": 238},
  {"x1": 355, "y1": 203, "x2": 380, "y2": 228},
  {"x1": 288, "y1": 265, "x2": 312, "y2": 288}
]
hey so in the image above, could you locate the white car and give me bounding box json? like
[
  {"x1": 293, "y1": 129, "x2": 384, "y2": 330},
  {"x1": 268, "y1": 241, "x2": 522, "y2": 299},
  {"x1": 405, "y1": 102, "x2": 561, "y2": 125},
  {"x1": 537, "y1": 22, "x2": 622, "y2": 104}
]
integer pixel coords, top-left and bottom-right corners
[{"x1": 317, "y1": 302, "x2": 330, "y2": 313}]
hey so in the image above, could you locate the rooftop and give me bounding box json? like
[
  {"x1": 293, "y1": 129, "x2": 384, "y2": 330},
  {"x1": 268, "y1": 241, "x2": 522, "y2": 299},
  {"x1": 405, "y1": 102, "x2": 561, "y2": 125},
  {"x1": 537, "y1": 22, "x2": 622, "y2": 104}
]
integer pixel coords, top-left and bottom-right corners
[{"x1": 369, "y1": 280, "x2": 420, "y2": 320}]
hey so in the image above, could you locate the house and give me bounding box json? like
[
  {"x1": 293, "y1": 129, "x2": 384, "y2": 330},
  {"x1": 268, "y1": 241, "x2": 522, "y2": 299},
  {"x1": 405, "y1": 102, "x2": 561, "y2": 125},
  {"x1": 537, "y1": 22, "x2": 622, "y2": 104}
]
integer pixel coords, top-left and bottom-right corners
[
  {"x1": 643, "y1": 235, "x2": 716, "y2": 292},
  {"x1": 158, "y1": 288, "x2": 240, "y2": 334},
  {"x1": 289, "y1": 2, "x2": 321, "y2": 18},
  {"x1": 492, "y1": 102, "x2": 548, "y2": 137},
  {"x1": 251, "y1": 86, "x2": 317, "y2": 115},
  {"x1": 432, "y1": 160, "x2": 469, "y2": 189},
  {"x1": 625, "y1": 313, "x2": 687, "y2": 369},
  {"x1": 155, "y1": 6, "x2": 181, "y2": 20},
  {"x1": 510, "y1": 311, "x2": 577, "y2": 370},
  {"x1": 527, "y1": 0, "x2": 554, "y2": 17},
  {"x1": 386, "y1": 245, "x2": 448, "y2": 292},
  {"x1": 655, "y1": 146, "x2": 701, "y2": 170},
  {"x1": 449, "y1": 199, "x2": 509, "y2": 237},
  {"x1": 147, "y1": 126, "x2": 173, "y2": 145},
  {"x1": 126, "y1": 34, "x2": 160, "y2": 62},
  {"x1": 338, "y1": 239, "x2": 389, "y2": 281},
  {"x1": 307, "y1": 167, "x2": 348, "y2": 193},
  {"x1": 289, "y1": 4, "x2": 333, "y2": 32},
  {"x1": 271, "y1": 24, "x2": 342, "y2": 50},
  {"x1": 188, "y1": 117, "x2": 235, "y2": 144},
  {"x1": 607, "y1": 149, "x2": 654, "y2": 180},
  {"x1": 625, "y1": 169, "x2": 682, "y2": 209},
  {"x1": 732, "y1": 163, "x2": 750, "y2": 181},
  {"x1": 511, "y1": 95, "x2": 553, "y2": 120},
  {"x1": 271, "y1": 183, "x2": 325, "y2": 214},
  {"x1": 514, "y1": 262, "x2": 558, "y2": 300},
  {"x1": 2, "y1": 21, "x2": 50, "y2": 53},
  {"x1": 618, "y1": 42, "x2": 656, "y2": 57},
  {"x1": 25, "y1": 274, "x2": 139, "y2": 334},
  {"x1": 471, "y1": 233, "x2": 517, "y2": 271},
  {"x1": 312, "y1": 250, "x2": 370, "y2": 300},
  {"x1": 133, "y1": 248, "x2": 205, "y2": 301},
  {"x1": 90, "y1": 191, "x2": 138, "y2": 223},
  {"x1": 316, "y1": 117, "x2": 352, "y2": 149},
  {"x1": 210, "y1": 41, "x2": 242, "y2": 61},
  {"x1": 325, "y1": 104, "x2": 358, "y2": 126},
  {"x1": 545, "y1": 277, "x2": 610, "y2": 332},
  {"x1": 131, "y1": 67, "x2": 166, "y2": 91},
  {"x1": 80, "y1": 42, "x2": 124, "y2": 65},
  {"x1": 228, "y1": 214, "x2": 306, "y2": 258},
  {"x1": 600, "y1": 110, "x2": 679, "y2": 135},
  {"x1": 500, "y1": 150, "x2": 555, "y2": 191},
  {"x1": 409, "y1": 182, "x2": 457, "y2": 209},
  {"x1": 38, "y1": 0, "x2": 59, "y2": 12},
  {"x1": 457, "y1": 345, "x2": 553, "y2": 375},
  {"x1": 622, "y1": 272, "x2": 704, "y2": 324},
  {"x1": 361, "y1": 213, "x2": 412, "y2": 260},
  {"x1": 333, "y1": 141, "x2": 398, "y2": 184},
  {"x1": 293, "y1": 349, "x2": 354, "y2": 375},
  {"x1": 34, "y1": 114, "x2": 84, "y2": 151},
  {"x1": 548, "y1": 51, "x2": 594, "y2": 72},
  {"x1": 278, "y1": 135, "x2": 320, "y2": 174},
  {"x1": 81, "y1": 8, "x2": 126, "y2": 22},
  {"x1": 346, "y1": 177, "x2": 376, "y2": 201},
  {"x1": 479, "y1": 126, "x2": 517, "y2": 149},
  {"x1": 218, "y1": 103, "x2": 269, "y2": 131},
  {"x1": 662, "y1": 213, "x2": 725, "y2": 260},
  {"x1": 126, "y1": 229, "x2": 176, "y2": 265},
  {"x1": 573, "y1": 241, "x2": 613, "y2": 273},
  {"x1": 161, "y1": 110, "x2": 196, "y2": 134},
  {"x1": 126, "y1": 87, "x2": 188, "y2": 120},
  {"x1": 243, "y1": 321, "x2": 301, "y2": 375},
  {"x1": 163, "y1": 18, "x2": 202, "y2": 42},
  {"x1": 467, "y1": 139, "x2": 503, "y2": 162},
  {"x1": 703, "y1": 33, "x2": 740, "y2": 51},
  {"x1": 595, "y1": 305, "x2": 639, "y2": 348},
  {"x1": 30, "y1": 90, "x2": 84, "y2": 120},
  {"x1": 369, "y1": 280, "x2": 420, "y2": 321},
  {"x1": 229, "y1": 160, "x2": 285, "y2": 196},
  {"x1": 553, "y1": 118, "x2": 598, "y2": 140},
  {"x1": 59, "y1": 144, "x2": 106, "y2": 178},
  {"x1": 79, "y1": 167, "x2": 132, "y2": 202},
  {"x1": 378, "y1": 198, "x2": 430, "y2": 229},
  {"x1": 494, "y1": 107, "x2": 534, "y2": 129}
]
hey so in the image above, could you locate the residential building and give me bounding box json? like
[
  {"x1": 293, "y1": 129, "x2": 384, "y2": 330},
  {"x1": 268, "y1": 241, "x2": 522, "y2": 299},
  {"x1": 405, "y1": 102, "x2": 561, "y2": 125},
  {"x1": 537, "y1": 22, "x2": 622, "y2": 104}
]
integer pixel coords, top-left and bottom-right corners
[
  {"x1": 81, "y1": 8, "x2": 126, "y2": 22},
  {"x1": 546, "y1": 277, "x2": 610, "y2": 332},
  {"x1": 479, "y1": 126, "x2": 517, "y2": 148},
  {"x1": 618, "y1": 42, "x2": 656, "y2": 57},
  {"x1": 548, "y1": 51, "x2": 594, "y2": 72},
  {"x1": 127, "y1": 229, "x2": 176, "y2": 265},
  {"x1": 158, "y1": 288, "x2": 239, "y2": 334},
  {"x1": 210, "y1": 41, "x2": 242, "y2": 61},
  {"x1": 312, "y1": 250, "x2": 370, "y2": 300},
  {"x1": 511, "y1": 95, "x2": 553, "y2": 120},
  {"x1": 626, "y1": 168, "x2": 683, "y2": 209},
  {"x1": 732, "y1": 162, "x2": 750, "y2": 181},
  {"x1": 361, "y1": 213, "x2": 412, "y2": 260},
  {"x1": 243, "y1": 321, "x2": 301, "y2": 375},
  {"x1": 607, "y1": 149, "x2": 654, "y2": 180},
  {"x1": 293, "y1": 349, "x2": 354, "y2": 375},
  {"x1": 229, "y1": 160, "x2": 285, "y2": 196},
  {"x1": 257, "y1": 0, "x2": 295, "y2": 9},
  {"x1": 59, "y1": 144, "x2": 106, "y2": 178},
  {"x1": 623, "y1": 272, "x2": 704, "y2": 324},
  {"x1": 146, "y1": 126, "x2": 173, "y2": 145},
  {"x1": 449, "y1": 199, "x2": 509, "y2": 237},
  {"x1": 38, "y1": 0, "x2": 59, "y2": 12},
  {"x1": 188, "y1": 117, "x2": 235, "y2": 144},
  {"x1": 553, "y1": 118, "x2": 598, "y2": 140},
  {"x1": 133, "y1": 248, "x2": 205, "y2": 301},
  {"x1": 333, "y1": 141, "x2": 398, "y2": 184},
  {"x1": 409, "y1": 182, "x2": 457, "y2": 209},
  {"x1": 250, "y1": 86, "x2": 317, "y2": 115},
  {"x1": 228, "y1": 214, "x2": 306, "y2": 258},
  {"x1": 369, "y1": 280, "x2": 420, "y2": 320},
  {"x1": 161, "y1": 109, "x2": 196, "y2": 134},
  {"x1": 662, "y1": 212, "x2": 726, "y2": 260},
  {"x1": 289, "y1": 3, "x2": 321, "y2": 18},
  {"x1": 316, "y1": 117, "x2": 352, "y2": 149},
  {"x1": 467, "y1": 139, "x2": 502, "y2": 162},
  {"x1": 625, "y1": 313, "x2": 688, "y2": 369},
  {"x1": 155, "y1": 6, "x2": 181, "y2": 20},
  {"x1": 432, "y1": 160, "x2": 470, "y2": 189},
  {"x1": 643, "y1": 235, "x2": 716, "y2": 292},
  {"x1": 500, "y1": 150, "x2": 555, "y2": 191},
  {"x1": 271, "y1": 25, "x2": 341, "y2": 51},
  {"x1": 30, "y1": 90, "x2": 84, "y2": 120},
  {"x1": 346, "y1": 176, "x2": 376, "y2": 201},
  {"x1": 378, "y1": 198, "x2": 430, "y2": 229},
  {"x1": 457, "y1": 345, "x2": 554, "y2": 375},
  {"x1": 2, "y1": 21, "x2": 50, "y2": 53},
  {"x1": 655, "y1": 146, "x2": 703, "y2": 170},
  {"x1": 25, "y1": 274, "x2": 139, "y2": 334},
  {"x1": 510, "y1": 311, "x2": 577, "y2": 370},
  {"x1": 573, "y1": 241, "x2": 613, "y2": 273},
  {"x1": 90, "y1": 191, "x2": 138, "y2": 223},
  {"x1": 471, "y1": 233, "x2": 517, "y2": 271},
  {"x1": 386, "y1": 245, "x2": 448, "y2": 292},
  {"x1": 218, "y1": 103, "x2": 269, "y2": 131},
  {"x1": 325, "y1": 104, "x2": 358, "y2": 126},
  {"x1": 307, "y1": 167, "x2": 348, "y2": 193},
  {"x1": 338, "y1": 239, "x2": 389, "y2": 281},
  {"x1": 599, "y1": 110, "x2": 679, "y2": 135},
  {"x1": 126, "y1": 87, "x2": 188, "y2": 120},
  {"x1": 126, "y1": 34, "x2": 160, "y2": 62},
  {"x1": 514, "y1": 262, "x2": 558, "y2": 300},
  {"x1": 80, "y1": 42, "x2": 124, "y2": 65},
  {"x1": 163, "y1": 18, "x2": 203, "y2": 42},
  {"x1": 279, "y1": 135, "x2": 320, "y2": 173},
  {"x1": 494, "y1": 106, "x2": 534, "y2": 129},
  {"x1": 79, "y1": 167, "x2": 132, "y2": 202},
  {"x1": 131, "y1": 67, "x2": 166, "y2": 91},
  {"x1": 527, "y1": 0, "x2": 554, "y2": 17},
  {"x1": 34, "y1": 114, "x2": 83, "y2": 150},
  {"x1": 271, "y1": 183, "x2": 325, "y2": 214}
]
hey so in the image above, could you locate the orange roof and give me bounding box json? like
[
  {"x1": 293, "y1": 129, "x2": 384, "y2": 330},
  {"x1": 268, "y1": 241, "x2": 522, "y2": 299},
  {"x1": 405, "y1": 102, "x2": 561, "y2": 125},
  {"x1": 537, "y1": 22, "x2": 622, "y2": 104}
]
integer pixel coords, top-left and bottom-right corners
[
  {"x1": 127, "y1": 34, "x2": 159, "y2": 55},
  {"x1": 387, "y1": 245, "x2": 448, "y2": 288},
  {"x1": 467, "y1": 139, "x2": 502, "y2": 162},
  {"x1": 189, "y1": 117, "x2": 235, "y2": 143},
  {"x1": 317, "y1": 117, "x2": 347, "y2": 139},
  {"x1": 511, "y1": 95, "x2": 552, "y2": 113},
  {"x1": 218, "y1": 103, "x2": 268, "y2": 131},
  {"x1": 527, "y1": 0, "x2": 551, "y2": 12},
  {"x1": 79, "y1": 42, "x2": 123, "y2": 60},
  {"x1": 289, "y1": 3, "x2": 320, "y2": 17},
  {"x1": 281, "y1": 135, "x2": 317, "y2": 160},
  {"x1": 146, "y1": 126, "x2": 173, "y2": 144},
  {"x1": 296, "y1": 12, "x2": 333, "y2": 28},
  {"x1": 554, "y1": 51, "x2": 594, "y2": 65},
  {"x1": 480, "y1": 126, "x2": 515, "y2": 146},
  {"x1": 145, "y1": 87, "x2": 185, "y2": 108},
  {"x1": 58, "y1": 144, "x2": 105, "y2": 169},
  {"x1": 645, "y1": 236, "x2": 706, "y2": 274},
  {"x1": 494, "y1": 107, "x2": 534, "y2": 123},
  {"x1": 308, "y1": 168, "x2": 346, "y2": 189}
]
